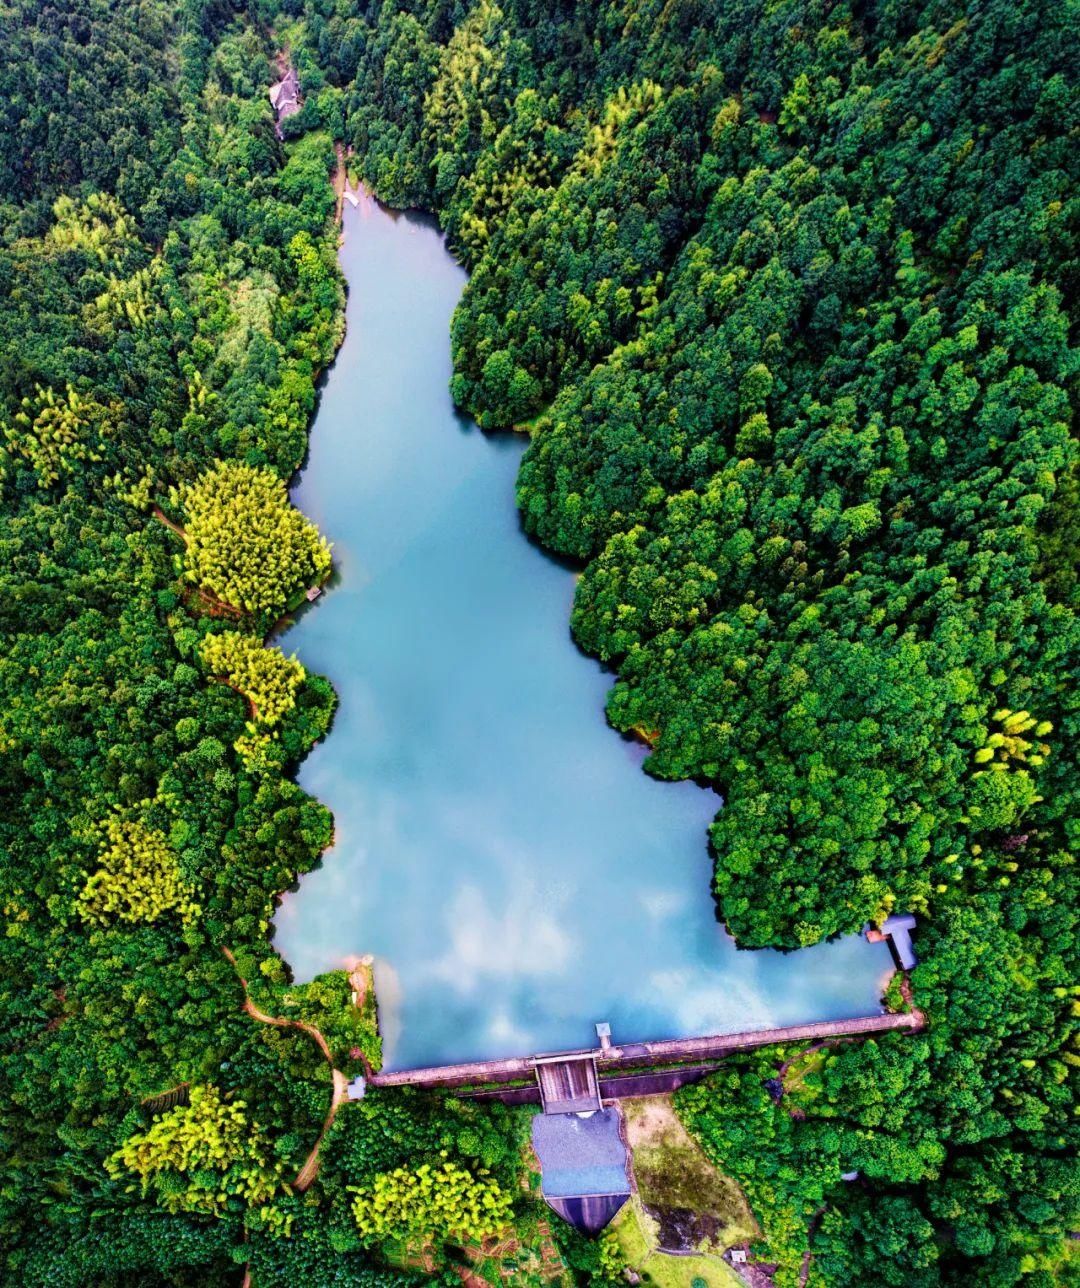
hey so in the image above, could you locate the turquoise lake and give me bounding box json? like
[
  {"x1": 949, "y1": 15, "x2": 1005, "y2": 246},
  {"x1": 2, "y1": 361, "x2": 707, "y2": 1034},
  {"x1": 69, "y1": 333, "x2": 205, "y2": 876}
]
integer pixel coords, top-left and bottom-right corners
[{"x1": 272, "y1": 192, "x2": 895, "y2": 1070}]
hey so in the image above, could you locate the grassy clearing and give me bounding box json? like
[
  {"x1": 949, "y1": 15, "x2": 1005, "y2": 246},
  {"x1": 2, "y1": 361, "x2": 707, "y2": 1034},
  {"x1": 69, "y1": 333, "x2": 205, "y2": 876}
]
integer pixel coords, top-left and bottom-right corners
[
  {"x1": 512, "y1": 403, "x2": 552, "y2": 435},
  {"x1": 624, "y1": 1097, "x2": 757, "y2": 1248},
  {"x1": 610, "y1": 1198, "x2": 746, "y2": 1287},
  {"x1": 601, "y1": 1096, "x2": 758, "y2": 1286},
  {"x1": 782, "y1": 1045, "x2": 831, "y2": 1106}
]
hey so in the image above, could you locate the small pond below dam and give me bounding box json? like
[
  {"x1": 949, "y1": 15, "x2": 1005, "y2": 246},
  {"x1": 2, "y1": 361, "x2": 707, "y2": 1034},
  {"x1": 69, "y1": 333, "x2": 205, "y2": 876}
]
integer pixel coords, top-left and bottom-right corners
[{"x1": 272, "y1": 191, "x2": 895, "y2": 1071}]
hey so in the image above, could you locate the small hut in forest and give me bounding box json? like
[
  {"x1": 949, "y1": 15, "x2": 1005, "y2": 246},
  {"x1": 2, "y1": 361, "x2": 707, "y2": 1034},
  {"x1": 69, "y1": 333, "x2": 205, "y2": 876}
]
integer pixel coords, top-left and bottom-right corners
[{"x1": 269, "y1": 66, "x2": 301, "y2": 136}]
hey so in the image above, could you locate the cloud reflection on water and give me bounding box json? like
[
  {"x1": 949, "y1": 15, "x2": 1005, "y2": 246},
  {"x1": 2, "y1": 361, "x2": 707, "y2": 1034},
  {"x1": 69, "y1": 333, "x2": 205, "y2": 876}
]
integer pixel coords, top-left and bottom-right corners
[{"x1": 272, "y1": 197, "x2": 898, "y2": 1071}]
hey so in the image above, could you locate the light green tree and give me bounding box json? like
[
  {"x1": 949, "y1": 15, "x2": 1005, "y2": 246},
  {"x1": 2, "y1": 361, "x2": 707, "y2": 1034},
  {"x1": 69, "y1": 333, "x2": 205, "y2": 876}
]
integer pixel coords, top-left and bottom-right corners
[
  {"x1": 350, "y1": 1158, "x2": 512, "y2": 1244},
  {"x1": 174, "y1": 460, "x2": 330, "y2": 616},
  {"x1": 77, "y1": 818, "x2": 199, "y2": 926},
  {"x1": 108, "y1": 1085, "x2": 286, "y2": 1220},
  {"x1": 2, "y1": 383, "x2": 117, "y2": 486},
  {"x1": 200, "y1": 631, "x2": 305, "y2": 726}
]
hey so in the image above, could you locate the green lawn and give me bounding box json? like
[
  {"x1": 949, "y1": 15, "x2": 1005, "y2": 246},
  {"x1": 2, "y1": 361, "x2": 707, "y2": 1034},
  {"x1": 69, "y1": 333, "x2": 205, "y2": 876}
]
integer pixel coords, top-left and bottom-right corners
[
  {"x1": 610, "y1": 1199, "x2": 746, "y2": 1288},
  {"x1": 605, "y1": 1096, "x2": 758, "y2": 1286}
]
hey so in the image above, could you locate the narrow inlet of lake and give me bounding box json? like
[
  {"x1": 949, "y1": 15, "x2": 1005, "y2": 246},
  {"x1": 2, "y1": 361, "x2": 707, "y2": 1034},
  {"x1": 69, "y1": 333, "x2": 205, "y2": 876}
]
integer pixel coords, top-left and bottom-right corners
[{"x1": 272, "y1": 192, "x2": 894, "y2": 1070}]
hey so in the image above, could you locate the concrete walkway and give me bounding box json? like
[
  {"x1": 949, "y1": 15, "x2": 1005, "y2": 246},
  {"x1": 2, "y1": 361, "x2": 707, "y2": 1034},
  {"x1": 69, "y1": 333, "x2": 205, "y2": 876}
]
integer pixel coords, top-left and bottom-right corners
[{"x1": 370, "y1": 1009, "x2": 925, "y2": 1093}]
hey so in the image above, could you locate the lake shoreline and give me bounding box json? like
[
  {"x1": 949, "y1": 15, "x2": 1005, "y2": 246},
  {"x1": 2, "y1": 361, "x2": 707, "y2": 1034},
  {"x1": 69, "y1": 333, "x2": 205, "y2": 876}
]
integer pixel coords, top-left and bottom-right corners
[{"x1": 272, "y1": 191, "x2": 896, "y2": 1071}]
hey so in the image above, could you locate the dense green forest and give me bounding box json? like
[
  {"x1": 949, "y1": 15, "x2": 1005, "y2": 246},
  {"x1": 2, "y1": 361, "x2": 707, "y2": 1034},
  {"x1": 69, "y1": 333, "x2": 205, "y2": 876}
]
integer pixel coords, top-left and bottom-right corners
[
  {"x1": 0, "y1": 3, "x2": 529, "y2": 1284},
  {"x1": 1, "y1": 0, "x2": 1077, "y2": 1285}
]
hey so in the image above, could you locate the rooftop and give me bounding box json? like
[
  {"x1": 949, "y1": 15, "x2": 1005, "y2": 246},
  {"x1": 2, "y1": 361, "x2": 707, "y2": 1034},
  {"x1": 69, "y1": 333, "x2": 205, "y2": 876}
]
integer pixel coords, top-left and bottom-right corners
[{"x1": 868, "y1": 913, "x2": 919, "y2": 971}]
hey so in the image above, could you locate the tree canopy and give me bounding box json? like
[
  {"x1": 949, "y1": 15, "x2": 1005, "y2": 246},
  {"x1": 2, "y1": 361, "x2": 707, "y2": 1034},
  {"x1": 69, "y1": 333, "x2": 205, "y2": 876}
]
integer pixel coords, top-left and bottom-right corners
[
  {"x1": 176, "y1": 460, "x2": 332, "y2": 619},
  {"x1": 108, "y1": 1084, "x2": 287, "y2": 1220},
  {"x1": 76, "y1": 817, "x2": 200, "y2": 928},
  {"x1": 0, "y1": 0, "x2": 1076, "y2": 1284},
  {"x1": 200, "y1": 630, "x2": 306, "y2": 727},
  {"x1": 350, "y1": 1159, "x2": 513, "y2": 1246}
]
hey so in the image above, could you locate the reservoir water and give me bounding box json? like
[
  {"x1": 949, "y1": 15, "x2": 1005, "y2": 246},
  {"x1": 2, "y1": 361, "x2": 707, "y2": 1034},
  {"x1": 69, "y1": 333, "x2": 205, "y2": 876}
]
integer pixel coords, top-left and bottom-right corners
[{"x1": 272, "y1": 193, "x2": 895, "y2": 1070}]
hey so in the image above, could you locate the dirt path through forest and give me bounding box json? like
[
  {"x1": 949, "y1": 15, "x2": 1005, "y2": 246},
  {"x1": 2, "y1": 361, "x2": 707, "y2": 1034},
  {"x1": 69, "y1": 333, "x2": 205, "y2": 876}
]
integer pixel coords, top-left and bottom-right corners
[{"x1": 222, "y1": 947, "x2": 361, "y2": 1192}]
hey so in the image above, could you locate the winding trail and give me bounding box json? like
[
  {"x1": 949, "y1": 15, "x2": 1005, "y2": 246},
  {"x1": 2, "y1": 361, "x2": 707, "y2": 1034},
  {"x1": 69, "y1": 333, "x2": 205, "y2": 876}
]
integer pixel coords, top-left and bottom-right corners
[
  {"x1": 333, "y1": 143, "x2": 347, "y2": 224},
  {"x1": 222, "y1": 947, "x2": 363, "y2": 1192},
  {"x1": 151, "y1": 507, "x2": 244, "y2": 617},
  {"x1": 152, "y1": 505, "x2": 187, "y2": 541},
  {"x1": 294, "y1": 1069, "x2": 350, "y2": 1190}
]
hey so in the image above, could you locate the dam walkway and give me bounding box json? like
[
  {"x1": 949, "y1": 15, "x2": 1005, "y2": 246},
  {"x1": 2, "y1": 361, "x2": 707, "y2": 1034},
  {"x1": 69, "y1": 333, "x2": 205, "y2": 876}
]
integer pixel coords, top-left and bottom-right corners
[{"x1": 367, "y1": 1009, "x2": 925, "y2": 1103}]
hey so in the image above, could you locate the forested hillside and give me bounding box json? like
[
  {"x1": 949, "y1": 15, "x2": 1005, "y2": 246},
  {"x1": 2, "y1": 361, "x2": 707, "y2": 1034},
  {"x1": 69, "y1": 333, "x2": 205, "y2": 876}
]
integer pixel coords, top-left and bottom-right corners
[
  {"x1": 308, "y1": 0, "x2": 1079, "y2": 1282},
  {"x1": 1, "y1": 0, "x2": 1077, "y2": 1286},
  {"x1": 0, "y1": 3, "x2": 529, "y2": 1285}
]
